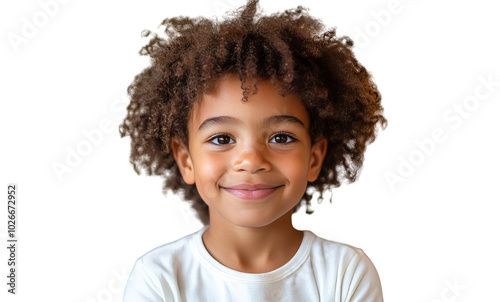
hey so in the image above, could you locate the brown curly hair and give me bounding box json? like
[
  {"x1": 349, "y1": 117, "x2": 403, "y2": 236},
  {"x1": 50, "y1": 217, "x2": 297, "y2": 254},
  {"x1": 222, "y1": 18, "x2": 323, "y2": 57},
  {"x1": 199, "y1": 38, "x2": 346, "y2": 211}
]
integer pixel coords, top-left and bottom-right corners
[{"x1": 119, "y1": 0, "x2": 387, "y2": 225}]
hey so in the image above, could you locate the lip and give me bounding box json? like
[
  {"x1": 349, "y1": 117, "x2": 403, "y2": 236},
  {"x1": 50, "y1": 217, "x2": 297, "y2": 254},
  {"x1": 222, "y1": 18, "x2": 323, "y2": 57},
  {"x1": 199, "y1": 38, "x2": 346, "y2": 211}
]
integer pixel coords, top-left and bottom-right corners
[{"x1": 221, "y1": 184, "x2": 283, "y2": 199}]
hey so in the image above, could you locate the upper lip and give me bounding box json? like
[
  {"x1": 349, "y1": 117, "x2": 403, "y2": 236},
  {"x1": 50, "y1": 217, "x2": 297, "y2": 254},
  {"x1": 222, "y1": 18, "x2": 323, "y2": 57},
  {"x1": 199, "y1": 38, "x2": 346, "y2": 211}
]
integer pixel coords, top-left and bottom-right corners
[{"x1": 222, "y1": 184, "x2": 283, "y2": 190}]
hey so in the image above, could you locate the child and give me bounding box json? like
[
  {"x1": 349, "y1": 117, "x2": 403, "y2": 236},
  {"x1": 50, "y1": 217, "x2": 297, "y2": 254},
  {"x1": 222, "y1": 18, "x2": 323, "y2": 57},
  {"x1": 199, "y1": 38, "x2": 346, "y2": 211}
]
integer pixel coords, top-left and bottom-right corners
[{"x1": 120, "y1": 0, "x2": 387, "y2": 300}]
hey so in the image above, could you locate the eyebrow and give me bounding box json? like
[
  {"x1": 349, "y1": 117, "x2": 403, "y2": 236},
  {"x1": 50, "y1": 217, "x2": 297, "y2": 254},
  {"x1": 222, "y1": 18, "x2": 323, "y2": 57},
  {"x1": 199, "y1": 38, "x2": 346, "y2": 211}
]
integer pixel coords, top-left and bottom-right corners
[{"x1": 197, "y1": 115, "x2": 305, "y2": 131}]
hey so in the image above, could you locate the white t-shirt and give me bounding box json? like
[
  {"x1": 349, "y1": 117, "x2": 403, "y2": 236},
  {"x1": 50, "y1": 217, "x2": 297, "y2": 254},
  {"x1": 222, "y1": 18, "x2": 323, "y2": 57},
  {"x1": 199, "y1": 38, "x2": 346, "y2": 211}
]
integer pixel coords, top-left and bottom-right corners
[{"x1": 123, "y1": 226, "x2": 383, "y2": 301}]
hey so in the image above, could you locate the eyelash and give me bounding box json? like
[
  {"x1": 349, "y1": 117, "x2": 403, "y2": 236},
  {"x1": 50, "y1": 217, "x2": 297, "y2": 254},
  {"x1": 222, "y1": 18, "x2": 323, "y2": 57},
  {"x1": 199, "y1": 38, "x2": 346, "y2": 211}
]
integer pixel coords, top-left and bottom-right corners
[
  {"x1": 207, "y1": 133, "x2": 234, "y2": 145},
  {"x1": 207, "y1": 132, "x2": 296, "y2": 146},
  {"x1": 270, "y1": 132, "x2": 297, "y2": 144}
]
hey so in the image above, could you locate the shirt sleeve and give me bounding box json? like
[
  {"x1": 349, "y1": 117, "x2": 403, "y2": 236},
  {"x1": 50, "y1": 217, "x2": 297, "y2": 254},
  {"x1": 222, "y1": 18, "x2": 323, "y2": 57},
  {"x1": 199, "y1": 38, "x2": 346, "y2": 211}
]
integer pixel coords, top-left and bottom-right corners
[
  {"x1": 342, "y1": 248, "x2": 384, "y2": 302},
  {"x1": 122, "y1": 257, "x2": 172, "y2": 302}
]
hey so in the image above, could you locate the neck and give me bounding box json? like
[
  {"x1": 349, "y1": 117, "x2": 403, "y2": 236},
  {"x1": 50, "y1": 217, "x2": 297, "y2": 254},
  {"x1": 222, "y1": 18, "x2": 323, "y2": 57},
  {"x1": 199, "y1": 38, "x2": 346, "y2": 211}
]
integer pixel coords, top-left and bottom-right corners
[{"x1": 201, "y1": 209, "x2": 304, "y2": 273}]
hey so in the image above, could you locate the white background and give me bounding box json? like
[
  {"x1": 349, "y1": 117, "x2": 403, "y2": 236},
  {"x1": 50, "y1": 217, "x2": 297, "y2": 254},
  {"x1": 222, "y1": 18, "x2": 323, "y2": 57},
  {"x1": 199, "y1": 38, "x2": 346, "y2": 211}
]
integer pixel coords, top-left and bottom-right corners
[{"x1": 1, "y1": 0, "x2": 499, "y2": 301}]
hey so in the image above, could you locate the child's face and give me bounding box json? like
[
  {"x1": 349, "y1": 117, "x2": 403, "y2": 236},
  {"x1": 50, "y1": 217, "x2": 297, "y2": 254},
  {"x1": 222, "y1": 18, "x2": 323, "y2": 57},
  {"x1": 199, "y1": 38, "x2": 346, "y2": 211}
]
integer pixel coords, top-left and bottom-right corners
[{"x1": 173, "y1": 74, "x2": 327, "y2": 228}]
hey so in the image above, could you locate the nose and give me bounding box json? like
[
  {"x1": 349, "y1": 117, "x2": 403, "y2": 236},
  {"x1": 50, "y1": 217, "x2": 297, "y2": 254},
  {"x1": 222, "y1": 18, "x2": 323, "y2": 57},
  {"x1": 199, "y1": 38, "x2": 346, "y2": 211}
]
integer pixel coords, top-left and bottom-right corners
[{"x1": 232, "y1": 142, "x2": 271, "y2": 173}]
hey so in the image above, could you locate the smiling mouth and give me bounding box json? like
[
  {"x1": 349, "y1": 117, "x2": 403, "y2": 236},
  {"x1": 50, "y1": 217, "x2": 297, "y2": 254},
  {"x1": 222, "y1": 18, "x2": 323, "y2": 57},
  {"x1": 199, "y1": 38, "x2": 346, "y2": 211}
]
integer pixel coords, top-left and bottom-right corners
[{"x1": 221, "y1": 184, "x2": 284, "y2": 199}]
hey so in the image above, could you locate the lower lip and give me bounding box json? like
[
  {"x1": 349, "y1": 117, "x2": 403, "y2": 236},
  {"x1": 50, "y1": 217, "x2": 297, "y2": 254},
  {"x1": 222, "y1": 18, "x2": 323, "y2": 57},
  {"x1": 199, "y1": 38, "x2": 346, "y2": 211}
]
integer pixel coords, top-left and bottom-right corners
[{"x1": 223, "y1": 187, "x2": 281, "y2": 199}]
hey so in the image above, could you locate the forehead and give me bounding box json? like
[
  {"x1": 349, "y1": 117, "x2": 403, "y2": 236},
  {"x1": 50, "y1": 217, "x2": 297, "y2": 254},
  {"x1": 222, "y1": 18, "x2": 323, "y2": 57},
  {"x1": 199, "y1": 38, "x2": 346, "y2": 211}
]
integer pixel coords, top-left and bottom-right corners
[{"x1": 190, "y1": 75, "x2": 310, "y2": 130}]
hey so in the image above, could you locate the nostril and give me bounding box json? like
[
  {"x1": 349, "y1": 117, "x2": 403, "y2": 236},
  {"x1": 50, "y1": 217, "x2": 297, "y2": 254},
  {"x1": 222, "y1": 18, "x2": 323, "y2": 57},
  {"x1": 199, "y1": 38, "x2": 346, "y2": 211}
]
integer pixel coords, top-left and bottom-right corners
[{"x1": 232, "y1": 159, "x2": 271, "y2": 173}]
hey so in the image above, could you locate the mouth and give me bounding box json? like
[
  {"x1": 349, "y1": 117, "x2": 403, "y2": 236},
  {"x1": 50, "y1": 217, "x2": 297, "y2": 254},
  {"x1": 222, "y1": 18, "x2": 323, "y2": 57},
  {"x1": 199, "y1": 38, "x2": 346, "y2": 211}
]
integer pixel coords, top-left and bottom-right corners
[{"x1": 221, "y1": 184, "x2": 284, "y2": 199}]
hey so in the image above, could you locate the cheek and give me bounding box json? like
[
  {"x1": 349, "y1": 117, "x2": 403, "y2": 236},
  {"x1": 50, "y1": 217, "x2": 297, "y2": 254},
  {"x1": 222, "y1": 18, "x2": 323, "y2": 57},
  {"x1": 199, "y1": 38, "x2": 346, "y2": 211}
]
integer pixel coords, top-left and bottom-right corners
[
  {"x1": 195, "y1": 153, "x2": 227, "y2": 189},
  {"x1": 276, "y1": 150, "x2": 310, "y2": 183}
]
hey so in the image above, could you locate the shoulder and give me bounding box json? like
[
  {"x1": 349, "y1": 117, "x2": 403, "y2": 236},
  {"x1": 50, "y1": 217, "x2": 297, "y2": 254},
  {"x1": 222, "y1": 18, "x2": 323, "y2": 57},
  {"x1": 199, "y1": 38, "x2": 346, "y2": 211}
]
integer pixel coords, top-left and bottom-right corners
[
  {"x1": 307, "y1": 231, "x2": 384, "y2": 301},
  {"x1": 310, "y1": 232, "x2": 373, "y2": 266},
  {"x1": 142, "y1": 233, "x2": 191, "y2": 262},
  {"x1": 123, "y1": 229, "x2": 201, "y2": 301},
  {"x1": 135, "y1": 229, "x2": 198, "y2": 279}
]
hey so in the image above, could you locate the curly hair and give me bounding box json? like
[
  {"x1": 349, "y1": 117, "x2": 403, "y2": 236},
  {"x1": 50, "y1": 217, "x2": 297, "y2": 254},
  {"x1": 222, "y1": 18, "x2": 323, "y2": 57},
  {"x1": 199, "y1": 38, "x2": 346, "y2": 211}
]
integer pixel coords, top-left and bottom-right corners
[{"x1": 119, "y1": 0, "x2": 387, "y2": 225}]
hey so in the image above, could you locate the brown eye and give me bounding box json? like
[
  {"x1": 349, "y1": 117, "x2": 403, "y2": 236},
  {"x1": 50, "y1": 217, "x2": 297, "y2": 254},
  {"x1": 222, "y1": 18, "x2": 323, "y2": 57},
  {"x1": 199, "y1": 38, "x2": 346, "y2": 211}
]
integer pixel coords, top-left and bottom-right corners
[
  {"x1": 270, "y1": 133, "x2": 295, "y2": 144},
  {"x1": 217, "y1": 136, "x2": 230, "y2": 144},
  {"x1": 209, "y1": 134, "x2": 234, "y2": 145}
]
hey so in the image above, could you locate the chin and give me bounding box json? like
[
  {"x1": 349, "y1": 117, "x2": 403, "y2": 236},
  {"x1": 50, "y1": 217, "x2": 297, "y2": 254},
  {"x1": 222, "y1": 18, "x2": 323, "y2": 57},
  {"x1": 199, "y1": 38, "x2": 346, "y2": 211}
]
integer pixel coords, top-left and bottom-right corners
[{"x1": 225, "y1": 211, "x2": 289, "y2": 229}]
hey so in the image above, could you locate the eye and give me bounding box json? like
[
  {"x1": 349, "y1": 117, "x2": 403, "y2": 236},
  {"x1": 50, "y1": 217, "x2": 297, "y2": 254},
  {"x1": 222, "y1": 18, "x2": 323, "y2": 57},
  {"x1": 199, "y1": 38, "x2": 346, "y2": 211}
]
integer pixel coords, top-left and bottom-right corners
[
  {"x1": 270, "y1": 133, "x2": 296, "y2": 144},
  {"x1": 208, "y1": 134, "x2": 235, "y2": 145}
]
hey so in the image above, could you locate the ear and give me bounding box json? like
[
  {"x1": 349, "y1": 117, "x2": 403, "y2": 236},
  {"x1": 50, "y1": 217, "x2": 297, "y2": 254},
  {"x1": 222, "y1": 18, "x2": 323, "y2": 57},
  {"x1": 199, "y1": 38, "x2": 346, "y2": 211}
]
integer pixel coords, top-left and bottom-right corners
[
  {"x1": 171, "y1": 138, "x2": 195, "y2": 185},
  {"x1": 307, "y1": 138, "x2": 327, "y2": 182}
]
